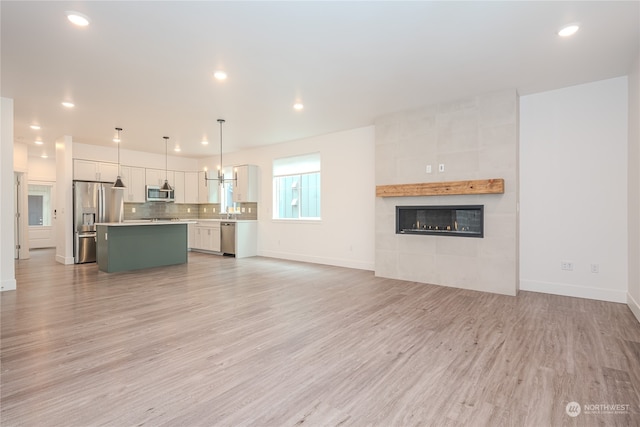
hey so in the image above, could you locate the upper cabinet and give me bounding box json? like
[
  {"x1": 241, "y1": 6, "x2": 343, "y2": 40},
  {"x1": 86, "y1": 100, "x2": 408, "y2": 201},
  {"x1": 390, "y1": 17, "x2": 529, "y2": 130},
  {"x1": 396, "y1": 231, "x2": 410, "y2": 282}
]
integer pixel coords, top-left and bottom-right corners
[
  {"x1": 173, "y1": 171, "x2": 185, "y2": 204},
  {"x1": 233, "y1": 165, "x2": 259, "y2": 203},
  {"x1": 198, "y1": 171, "x2": 219, "y2": 203},
  {"x1": 184, "y1": 172, "x2": 199, "y2": 204},
  {"x1": 74, "y1": 159, "x2": 119, "y2": 182},
  {"x1": 146, "y1": 168, "x2": 174, "y2": 188},
  {"x1": 119, "y1": 166, "x2": 146, "y2": 203}
]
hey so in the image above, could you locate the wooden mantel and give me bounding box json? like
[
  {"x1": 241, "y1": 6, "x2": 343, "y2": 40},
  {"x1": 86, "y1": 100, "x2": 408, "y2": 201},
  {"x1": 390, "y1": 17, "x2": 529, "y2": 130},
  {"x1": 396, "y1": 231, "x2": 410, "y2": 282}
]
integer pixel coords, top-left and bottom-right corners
[{"x1": 376, "y1": 178, "x2": 504, "y2": 197}]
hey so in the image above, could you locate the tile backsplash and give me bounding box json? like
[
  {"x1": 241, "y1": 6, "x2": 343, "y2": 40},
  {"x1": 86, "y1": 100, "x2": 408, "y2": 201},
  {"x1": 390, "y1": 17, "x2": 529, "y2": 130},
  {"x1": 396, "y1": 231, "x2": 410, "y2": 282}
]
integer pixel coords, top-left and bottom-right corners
[{"x1": 123, "y1": 202, "x2": 257, "y2": 221}]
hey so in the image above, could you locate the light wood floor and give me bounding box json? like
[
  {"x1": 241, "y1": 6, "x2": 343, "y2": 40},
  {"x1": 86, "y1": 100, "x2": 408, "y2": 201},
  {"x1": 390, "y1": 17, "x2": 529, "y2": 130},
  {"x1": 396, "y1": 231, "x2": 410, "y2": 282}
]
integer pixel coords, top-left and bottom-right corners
[{"x1": 2, "y1": 249, "x2": 639, "y2": 426}]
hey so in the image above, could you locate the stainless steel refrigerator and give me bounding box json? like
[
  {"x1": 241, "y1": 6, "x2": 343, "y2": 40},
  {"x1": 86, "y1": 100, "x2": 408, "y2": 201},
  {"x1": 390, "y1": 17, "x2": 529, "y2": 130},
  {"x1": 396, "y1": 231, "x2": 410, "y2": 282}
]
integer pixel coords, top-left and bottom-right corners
[{"x1": 73, "y1": 181, "x2": 124, "y2": 264}]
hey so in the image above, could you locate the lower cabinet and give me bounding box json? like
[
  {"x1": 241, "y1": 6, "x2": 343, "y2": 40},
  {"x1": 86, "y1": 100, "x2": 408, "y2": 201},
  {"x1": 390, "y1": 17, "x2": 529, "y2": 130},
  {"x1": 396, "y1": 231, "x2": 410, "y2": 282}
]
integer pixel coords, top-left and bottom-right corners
[
  {"x1": 189, "y1": 220, "x2": 256, "y2": 258},
  {"x1": 192, "y1": 223, "x2": 221, "y2": 252}
]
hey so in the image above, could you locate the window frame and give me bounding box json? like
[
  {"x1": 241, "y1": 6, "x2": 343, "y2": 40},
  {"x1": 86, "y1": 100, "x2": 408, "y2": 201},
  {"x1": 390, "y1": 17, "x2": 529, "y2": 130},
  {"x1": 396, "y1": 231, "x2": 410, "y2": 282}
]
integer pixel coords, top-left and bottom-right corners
[{"x1": 272, "y1": 154, "x2": 321, "y2": 221}]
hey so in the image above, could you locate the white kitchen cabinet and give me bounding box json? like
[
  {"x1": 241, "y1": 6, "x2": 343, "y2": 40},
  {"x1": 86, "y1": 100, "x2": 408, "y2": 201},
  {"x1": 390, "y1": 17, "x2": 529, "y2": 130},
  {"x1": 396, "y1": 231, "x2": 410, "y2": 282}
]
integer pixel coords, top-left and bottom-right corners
[
  {"x1": 173, "y1": 171, "x2": 185, "y2": 204},
  {"x1": 119, "y1": 165, "x2": 146, "y2": 203},
  {"x1": 193, "y1": 222, "x2": 221, "y2": 252},
  {"x1": 233, "y1": 165, "x2": 259, "y2": 202},
  {"x1": 184, "y1": 172, "x2": 199, "y2": 204},
  {"x1": 146, "y1": 168, "x2": 174, "y2": 188},
  {"x1": 235, "y1": 221, "x2": 257, "y2": 258},
  {"x1": 74, "y1": 159, "x2": 119, "y2": 182},
  {"x1": 198, "y1": 171, "x2": 219, "y2": 203}
]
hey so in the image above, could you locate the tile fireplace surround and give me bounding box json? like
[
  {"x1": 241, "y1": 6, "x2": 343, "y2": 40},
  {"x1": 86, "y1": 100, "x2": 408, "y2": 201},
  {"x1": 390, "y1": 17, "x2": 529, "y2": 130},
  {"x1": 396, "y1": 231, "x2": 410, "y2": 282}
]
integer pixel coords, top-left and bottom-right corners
[{"x1": 374, "y1": 89, "x2": 519, "y2": 296}]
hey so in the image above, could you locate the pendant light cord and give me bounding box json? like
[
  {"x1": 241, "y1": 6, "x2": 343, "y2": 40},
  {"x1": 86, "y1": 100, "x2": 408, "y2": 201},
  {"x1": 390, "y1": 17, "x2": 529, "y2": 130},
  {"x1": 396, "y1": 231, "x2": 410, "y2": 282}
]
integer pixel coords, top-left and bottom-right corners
[{"x1": 218, "y1": 119, "x2": 225, "y2": 182}]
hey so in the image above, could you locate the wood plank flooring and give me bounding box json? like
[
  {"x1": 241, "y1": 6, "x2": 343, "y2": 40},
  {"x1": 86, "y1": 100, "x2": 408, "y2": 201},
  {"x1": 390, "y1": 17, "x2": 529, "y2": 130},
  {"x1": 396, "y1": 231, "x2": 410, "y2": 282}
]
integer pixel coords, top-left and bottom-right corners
[{"x1": 2, "y1": 249, "x2": 639, "y2": 426}]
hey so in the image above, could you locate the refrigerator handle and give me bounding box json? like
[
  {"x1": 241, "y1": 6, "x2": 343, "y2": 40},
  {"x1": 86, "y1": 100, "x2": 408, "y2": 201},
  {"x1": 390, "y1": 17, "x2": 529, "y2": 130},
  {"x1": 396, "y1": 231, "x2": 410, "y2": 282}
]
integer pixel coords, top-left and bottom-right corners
[{"x1": 99, "y1": 184, "x2": 105, "y2": 223}]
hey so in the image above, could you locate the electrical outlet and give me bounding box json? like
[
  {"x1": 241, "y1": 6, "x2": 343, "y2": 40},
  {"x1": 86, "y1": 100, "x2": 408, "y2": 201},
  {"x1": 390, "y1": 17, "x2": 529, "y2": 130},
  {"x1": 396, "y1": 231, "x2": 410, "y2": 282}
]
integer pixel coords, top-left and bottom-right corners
[
  {"x1": 439, "y1": 164, "x2": 445, "y2": 172},
  {"x1": 187, "y1": 208, "x2": 191, "y2": 213},
  {"x1": 131, "y1": 207, "x2": 136, "y2": 213},
  {"x1": 241, "y1": 207, "x2": 246, "y2": 213},
  {"x1": 591, "y1": 264, "x2": 599, "y2": 273},
  {"x1": 204, "y1": 208, "x2": 207, "y2": 213},
  {"x1": 426, "y1": 165, "x2": 432, "y2": 174},
  {"x1": 561, "y1": 261, "x2": 574, "y2": 271},
  {"x1": 248, "y1": 207, "x2": 252, "y2": 213},
  {"x1": 213, "y1": 207, "x2": 216, "y2": 213}
]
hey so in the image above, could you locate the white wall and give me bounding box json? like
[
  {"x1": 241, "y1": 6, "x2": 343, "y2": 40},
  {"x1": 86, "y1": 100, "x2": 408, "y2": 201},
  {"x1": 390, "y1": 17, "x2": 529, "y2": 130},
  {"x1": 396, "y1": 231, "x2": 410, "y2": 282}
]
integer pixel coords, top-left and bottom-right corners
[
  {"x1": 55, "y1": 136, "x2": 74, "y2": 265},
  {"x1": 27, "y1": 156, "x2": 57, "y2": 181},
  {"x1": 374, "y1": 90, "x2": 519, "y2": 296},
  {"x1": 202, "y1": 126, "x2": 376, "y2": 270},
  {"x1": 628, "y1": 55, "x2": 640, "y2": 322},
  {"x1": 73, "y1": 142, "x2": 198, "y2": 172},
  {"x1": 14, "y1": 142, "x2": 28, "y2": 173},
  {"x1": 1, "y1": 97, "x2": 17, "y2": 291},
  {"x1": 520, "y1": 77, "x2": 628, "y2": 303}
]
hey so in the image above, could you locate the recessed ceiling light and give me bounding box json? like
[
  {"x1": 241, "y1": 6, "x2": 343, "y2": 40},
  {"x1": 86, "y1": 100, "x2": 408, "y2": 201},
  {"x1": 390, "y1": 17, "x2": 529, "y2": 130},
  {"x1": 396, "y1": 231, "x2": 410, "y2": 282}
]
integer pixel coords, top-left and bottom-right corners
[
  {"x1": 558, "y1": 24, "x2": 579, "y2": 37},
  {"x1": 66, "y1": 11, "x2": 90, "y2": 27},
  {"x1": 30, "y1": 124, "x2": 41, "y2": 130},
  {"x1": 293, "y1": 103, "x2": 304, "y2": 111},
  {"x1": 62, "y1": 101, "x2": 75, "y2": 108},
  {"x1": 35, "y1": 140, "x2": 43, "y2": 145},
  {"x1": 174, "y1": 146, "x2": 181, "y2": 152},
  {"x1": 213, "y1": 71, "x2": 227, "y2": 80},
  {"x1": 41, "y1": 153, "x2": 48, "y2": 159},
  {"x1": 201, "y1": 140, "x2": 209, "y2": 145}
]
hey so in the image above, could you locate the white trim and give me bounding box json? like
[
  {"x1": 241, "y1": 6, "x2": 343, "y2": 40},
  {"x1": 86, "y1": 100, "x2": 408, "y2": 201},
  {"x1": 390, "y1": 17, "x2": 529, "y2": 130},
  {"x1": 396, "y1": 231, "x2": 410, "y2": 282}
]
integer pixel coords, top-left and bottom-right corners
[
  {"x1": 628, "y1": 292, "x2": 640, "y2": 324},
  {"x1": 270, "y1": 219, "x2": 322, "y2": 224},
  {"x1": 258, "y1": 249, "x2": 374, "y2": 271},
  {"x1": 520, "y1": 279, "x2": 626, "y2": 303},
  {"x1": 55, "y1": 254, "x2": 74, "y2": 265},
  {"x1": 1, "y1": 278, "x2": 16, "y2": 291}
]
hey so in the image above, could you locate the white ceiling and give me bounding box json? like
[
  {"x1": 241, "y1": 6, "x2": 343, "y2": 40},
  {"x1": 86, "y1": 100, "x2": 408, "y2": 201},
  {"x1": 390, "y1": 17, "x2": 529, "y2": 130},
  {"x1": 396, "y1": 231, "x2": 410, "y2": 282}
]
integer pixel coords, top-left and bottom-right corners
[{"x1": 2, "y1": 1, "x2": 639, "y2": 159}]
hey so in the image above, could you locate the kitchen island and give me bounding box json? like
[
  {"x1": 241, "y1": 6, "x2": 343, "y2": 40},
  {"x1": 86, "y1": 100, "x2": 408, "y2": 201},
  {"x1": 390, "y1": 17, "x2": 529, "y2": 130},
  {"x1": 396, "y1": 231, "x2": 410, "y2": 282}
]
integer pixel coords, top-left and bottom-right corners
[{"x1": 96, "y1": 221, "x2": 195, "y2": 273}]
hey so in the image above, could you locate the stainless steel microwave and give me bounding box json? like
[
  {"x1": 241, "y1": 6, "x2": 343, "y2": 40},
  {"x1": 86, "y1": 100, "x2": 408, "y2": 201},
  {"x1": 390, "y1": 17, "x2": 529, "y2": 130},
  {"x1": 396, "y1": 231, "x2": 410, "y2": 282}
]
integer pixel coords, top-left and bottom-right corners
[{"x1": 146, "y1": 185, "x2": 175, "y2": 202}]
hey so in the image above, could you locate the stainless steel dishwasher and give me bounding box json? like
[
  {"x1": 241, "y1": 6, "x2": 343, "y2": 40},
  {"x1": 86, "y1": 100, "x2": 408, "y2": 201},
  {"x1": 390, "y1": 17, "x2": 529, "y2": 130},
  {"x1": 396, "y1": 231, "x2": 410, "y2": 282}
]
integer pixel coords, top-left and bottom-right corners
[{"x1": 220, "y1": 222, "x2": 236, "y2": 256}]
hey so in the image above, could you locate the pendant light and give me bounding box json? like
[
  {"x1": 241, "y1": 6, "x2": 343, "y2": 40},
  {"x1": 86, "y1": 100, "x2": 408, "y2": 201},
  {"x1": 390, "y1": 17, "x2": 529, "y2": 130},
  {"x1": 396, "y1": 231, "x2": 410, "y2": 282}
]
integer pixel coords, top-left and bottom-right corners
[
  {"x1": 204, "y1": 118, "x2": 237, "y2": 186},
  {"x1": 160, "y1": 136, "x2": 173, "y2": 192},
  {"x1": 112, "y1": 127, "x2": 126, "y2": 189}
]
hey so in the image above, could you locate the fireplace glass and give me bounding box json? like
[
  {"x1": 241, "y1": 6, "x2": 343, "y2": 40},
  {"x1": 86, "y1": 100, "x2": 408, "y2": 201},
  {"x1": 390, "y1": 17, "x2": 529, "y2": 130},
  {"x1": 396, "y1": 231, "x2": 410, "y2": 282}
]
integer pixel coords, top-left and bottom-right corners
[{"x1": 396, "y1": 205, "x2": 483, "y2": 238}]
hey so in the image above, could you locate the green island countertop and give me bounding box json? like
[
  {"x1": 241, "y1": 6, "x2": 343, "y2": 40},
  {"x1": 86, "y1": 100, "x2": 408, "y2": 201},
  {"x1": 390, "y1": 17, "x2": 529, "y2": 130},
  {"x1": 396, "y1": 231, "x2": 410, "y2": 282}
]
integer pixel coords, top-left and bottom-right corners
[{"x1": 96, "y1": 222, "x2": 192, "y2": 273}]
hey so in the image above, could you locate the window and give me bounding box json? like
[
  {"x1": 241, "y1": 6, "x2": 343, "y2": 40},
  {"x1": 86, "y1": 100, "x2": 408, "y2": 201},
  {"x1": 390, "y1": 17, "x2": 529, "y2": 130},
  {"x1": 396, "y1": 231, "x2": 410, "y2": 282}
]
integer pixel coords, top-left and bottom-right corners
[
  {"x1": 28, "y1": 183, "x2": 53, "y2": 226},
  {"x1": 273, "y1": 153, "x2": 320, "y2": 220},
  {"x1": 220, "y1": 166, "x2": 235, "y2": 213}
]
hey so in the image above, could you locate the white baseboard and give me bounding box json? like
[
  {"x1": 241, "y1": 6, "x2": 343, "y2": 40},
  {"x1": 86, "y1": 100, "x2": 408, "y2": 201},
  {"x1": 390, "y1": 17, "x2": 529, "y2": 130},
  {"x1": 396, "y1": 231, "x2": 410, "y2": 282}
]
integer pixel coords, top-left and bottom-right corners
[
  {"x1": 520, "y1": 279, "x2": 626, "y2": 303},
  {"x1": 1, "y1": 278, "x2": 16, "y2": 291},
  {"x1": 627, "y1": 292, "x2": 640, "y2": 324},
  {"x1": 258, "y1": 250, "x2": 374, "y2": 271},
  {"x1": 55, "y1": 254, "x2": 75, "y2": 265}
]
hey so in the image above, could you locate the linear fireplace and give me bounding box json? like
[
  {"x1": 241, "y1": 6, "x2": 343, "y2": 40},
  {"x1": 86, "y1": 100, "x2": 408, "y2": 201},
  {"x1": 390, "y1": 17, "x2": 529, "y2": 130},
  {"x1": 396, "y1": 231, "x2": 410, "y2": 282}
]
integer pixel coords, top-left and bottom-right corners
[{"x1": 396, "y1": 205, "x2": 484, "y2": 238}]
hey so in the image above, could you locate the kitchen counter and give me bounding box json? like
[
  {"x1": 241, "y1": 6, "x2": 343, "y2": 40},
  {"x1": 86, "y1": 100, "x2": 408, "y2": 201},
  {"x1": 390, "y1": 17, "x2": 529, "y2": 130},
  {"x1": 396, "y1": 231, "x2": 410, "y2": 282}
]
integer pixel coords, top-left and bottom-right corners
[
  {"x1": 190, "y1": 219, "x2": 257, "y2": 258},
  {"x1": 97, "y1": 220, "x2": 197, "y2": 226},
  {"x1": 96, "y1": 222, "x2": 188, "y2": 273},
  {"x1": 191, "y1": 219, "x2": 256, "y2": 223}
]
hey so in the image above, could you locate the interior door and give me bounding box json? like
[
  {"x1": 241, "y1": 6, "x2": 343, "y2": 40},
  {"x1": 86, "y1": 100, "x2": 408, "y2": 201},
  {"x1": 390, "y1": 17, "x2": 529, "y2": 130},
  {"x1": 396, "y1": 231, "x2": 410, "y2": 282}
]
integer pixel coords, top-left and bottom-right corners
[
  {"x1": 27, "y1": 181, "x2": 57, "y2": 249},
  {"x1": 14, "y1": 173, "x2": 20, "y2": 258}
]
